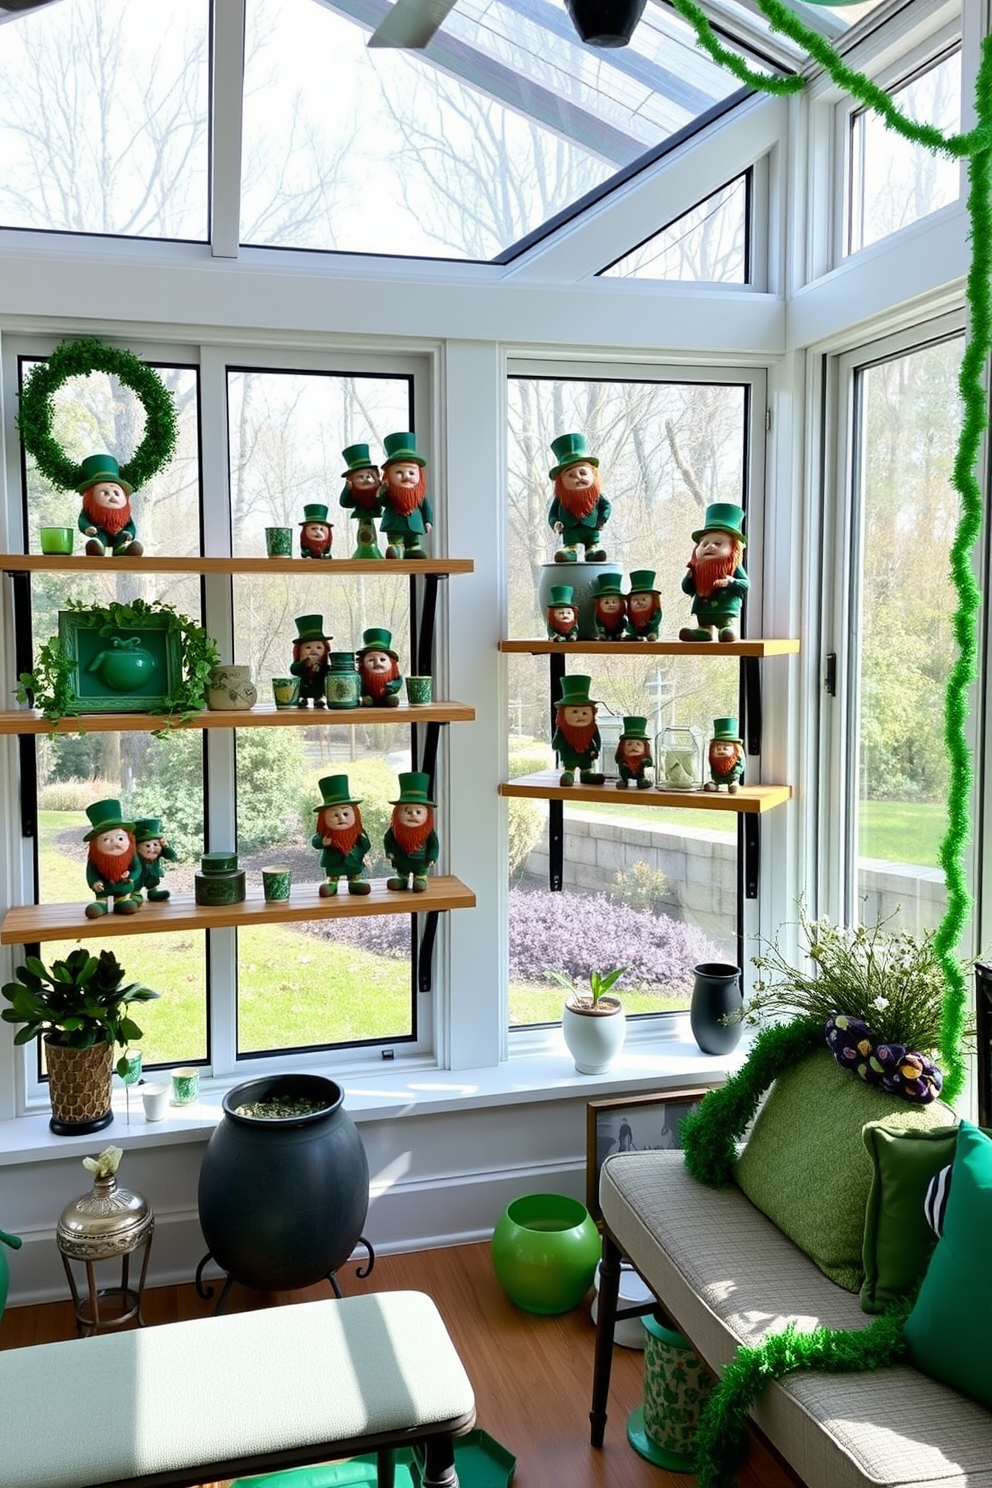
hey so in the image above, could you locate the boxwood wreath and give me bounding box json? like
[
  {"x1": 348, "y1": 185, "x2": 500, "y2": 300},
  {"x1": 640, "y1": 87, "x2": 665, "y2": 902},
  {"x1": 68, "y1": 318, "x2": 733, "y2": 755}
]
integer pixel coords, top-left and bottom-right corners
[
  {"x1": 16, "y1": 598, "x2": 220, "y2": 725},
  {"x1": 17, "y1": 337, "x2": 177, "y2": 493}
]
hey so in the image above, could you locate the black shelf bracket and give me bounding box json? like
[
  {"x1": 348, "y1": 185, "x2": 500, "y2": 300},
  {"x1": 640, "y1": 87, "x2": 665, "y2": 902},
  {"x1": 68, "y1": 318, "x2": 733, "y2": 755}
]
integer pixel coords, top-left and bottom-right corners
[
  {"x1": 410, "y1": 572, "x2": 443, "y2": 678},
  {"x1": 743, "y1": 814, "x2": 759, "y2": 899},
  {"x1": 11, "y1": 570, "x2": 37, "y2": 838},
  {"x1": 548, "y1": 649, "x2": 567, "y2": 891},
  {"x1": 417, "y1": 910, "x2": 440, "y2": 993},
  {"x1": 743, "y1": 655, "x2": 762, "y2": 755}
]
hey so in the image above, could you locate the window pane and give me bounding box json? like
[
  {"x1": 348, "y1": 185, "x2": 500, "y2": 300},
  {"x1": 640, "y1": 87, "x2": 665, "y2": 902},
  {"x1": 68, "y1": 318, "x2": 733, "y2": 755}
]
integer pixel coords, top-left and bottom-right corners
[
  {"x1": 507, "y1": 376, "x2": 745, "y2": 1028},
  {"x1": 0, "y1": 0, "x2": 209, "y2": 240},
  {"x1": 854, "y1": 336, "x2": 962, "y2": 932},
  {"x1": 848, "y1": 51, "x2": 960, "y2": 255},
  {"x1": 600, "y1": 175, "x2": 747, "y2": 283}
]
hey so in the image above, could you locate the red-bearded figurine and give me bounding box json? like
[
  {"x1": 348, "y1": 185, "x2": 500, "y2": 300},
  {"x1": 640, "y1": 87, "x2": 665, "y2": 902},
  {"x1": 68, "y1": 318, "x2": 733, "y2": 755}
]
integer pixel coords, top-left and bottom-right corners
[
  {"x1": 83, "y1": 799, "x2": 143, "y2": 917},
  {"x1": 356, "y1": 627, "x2": 403, "y2": 707},
  {"x1": 705, "y1": 719, "x2": 745, "y2": 793},
  {"x1": 76, "y1": 454, "x2": 143, "y2": 558}
]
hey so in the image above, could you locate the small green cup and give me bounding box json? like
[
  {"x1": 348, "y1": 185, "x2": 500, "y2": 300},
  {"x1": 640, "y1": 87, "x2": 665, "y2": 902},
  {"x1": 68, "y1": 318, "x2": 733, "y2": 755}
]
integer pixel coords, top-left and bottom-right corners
[
  {"x1": 265, "y1": 526, "x2": 293, "y2": 557},
  {"x1": 262, "y1": 864, "x2": 292, "y2": 902},
  {"x1": 405, "y1": 675, "x2": 433, "y2": 706},
  {"x1": 272, "y1": 676, "x2": 300, "y2": 708},
  {"x1": 39, "y1": 526, "x2": 74, "y2": 555},
  {"x1": 171, "y1": 1066, "x2": 200, "y2": 1106}
]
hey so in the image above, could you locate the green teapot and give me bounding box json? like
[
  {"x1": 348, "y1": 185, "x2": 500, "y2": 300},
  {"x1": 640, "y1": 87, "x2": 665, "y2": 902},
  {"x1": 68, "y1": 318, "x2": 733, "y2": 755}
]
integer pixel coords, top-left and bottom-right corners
[
  {"x1": 87, "y1": 635, "x2": 157, "y2": 693},
  {"x1": 0, "y1": 1227, "x2": 22, "y2": 1321}
]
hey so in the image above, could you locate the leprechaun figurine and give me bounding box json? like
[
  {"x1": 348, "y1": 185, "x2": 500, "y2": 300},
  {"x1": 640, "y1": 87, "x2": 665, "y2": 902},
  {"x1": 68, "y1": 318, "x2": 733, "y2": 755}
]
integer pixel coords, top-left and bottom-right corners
[
  {"x1": 339, "y1": 444, "x2": 384, "y2": 558},
  {"x1": 546, "y1": 584, "x2": 579, "y2": 642},
  {"x1": 299, "y1": 503, "x2": 333, "y2": 559},
  {"x1": 384, "y1": 772, "x2": 439, "y2": 892},
  {"x1": 705, "y1": 717, "x2": 745, "y2": 793},
  {"x1": 625, "y1": 570, "x2": 663, "y2": 641},
  {"x1": 592, "y1": 572, "x2": 627, "y2": 640},
  {"x1": 83, "y1": 799, "x2": 143, "y2": 918},
  {"x1": 615, "y1": 717, "x2": 653, "y2": 789},
  {"x1": 379, "y1": 432, "x2": 433, "y2": 559},
  {"x1": 547, "y1": 433, "x2": 611, "y2": 563},
  {"x1": 312, "y1": 775, "x2": 372, "y2": 897},
  {"x1": 290, "y1": 614, "x2": 332, "y2": 708},
  {"x1": 679, "y1": 502, "x2": 749, "y2": 643},
  {"x1": 77, "y1": 454, "x2": 143, "y2": 558},
  {"x1": 552, "y1": 674, "x2": 604, "y2": 786},
  {"x1": 357, "y1": 627, "x2": 403, "y2": 707},
  {"x1": 133, "y1": 817, "x2": 177, "y2": 902}
]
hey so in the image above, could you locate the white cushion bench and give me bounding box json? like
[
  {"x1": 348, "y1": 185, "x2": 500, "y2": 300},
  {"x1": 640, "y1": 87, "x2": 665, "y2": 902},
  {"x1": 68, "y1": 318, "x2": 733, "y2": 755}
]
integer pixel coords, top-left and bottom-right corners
[{"x1": 0, "y1": 1290, "x2": 476, "y2": 1488}]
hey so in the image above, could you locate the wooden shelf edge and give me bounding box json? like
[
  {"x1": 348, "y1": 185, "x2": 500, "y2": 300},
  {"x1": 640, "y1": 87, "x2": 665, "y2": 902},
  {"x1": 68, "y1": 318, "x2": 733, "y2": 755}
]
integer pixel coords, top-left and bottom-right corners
[
  {"x1": 498, "y1": 773, "x2": 791, "y2": 814},
  {"x1": 0, "y1": 876, "x2": 476, "y2": 946},
  {"x1": 0, "y1": 702, "x2": 476, "y2": 735},
  {"x1": 498, "y1": 638, "x2": 800, "y2": 657},
  {"x1": 2, "y1": 555, "x2": 473, "y2": 576}
]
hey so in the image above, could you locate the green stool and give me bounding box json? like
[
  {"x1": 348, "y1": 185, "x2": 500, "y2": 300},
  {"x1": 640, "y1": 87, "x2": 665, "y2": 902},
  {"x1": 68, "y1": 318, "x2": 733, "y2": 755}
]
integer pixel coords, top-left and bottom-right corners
[{"x1": 627, "y1": 1312, "x2": 714, "y2": 1470}]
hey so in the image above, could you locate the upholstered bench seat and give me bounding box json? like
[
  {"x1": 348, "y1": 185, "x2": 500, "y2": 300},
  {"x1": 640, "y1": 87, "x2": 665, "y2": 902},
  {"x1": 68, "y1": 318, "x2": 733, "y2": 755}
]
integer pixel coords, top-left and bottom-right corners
[{"x1": 0, "y1": 1290, "x2": 476, "y2": 1488}]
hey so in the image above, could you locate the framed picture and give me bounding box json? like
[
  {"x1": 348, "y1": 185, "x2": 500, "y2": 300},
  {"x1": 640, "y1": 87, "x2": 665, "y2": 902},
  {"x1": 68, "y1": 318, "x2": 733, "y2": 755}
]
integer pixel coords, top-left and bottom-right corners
[
  {"x1": 57, "y1": 609, "x2": 183, "y2": 713},
  {"x1": 586, "y1": 1087, "x2": 711, "y2": 1221}
]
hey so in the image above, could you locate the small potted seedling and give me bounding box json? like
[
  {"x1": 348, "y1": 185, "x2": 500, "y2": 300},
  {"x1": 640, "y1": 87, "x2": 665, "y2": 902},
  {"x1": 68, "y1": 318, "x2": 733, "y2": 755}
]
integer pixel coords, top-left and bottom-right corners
[{"x1": 547, "y1": 967, "x2": 627, "y2": 1074}]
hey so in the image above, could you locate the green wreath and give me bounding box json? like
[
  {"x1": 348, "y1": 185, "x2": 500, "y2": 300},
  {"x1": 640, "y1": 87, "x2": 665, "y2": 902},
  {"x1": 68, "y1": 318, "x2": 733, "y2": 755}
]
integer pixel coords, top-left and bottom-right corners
[{"x1": 17, "y1": 337, "x2": 178, "y2": 493}]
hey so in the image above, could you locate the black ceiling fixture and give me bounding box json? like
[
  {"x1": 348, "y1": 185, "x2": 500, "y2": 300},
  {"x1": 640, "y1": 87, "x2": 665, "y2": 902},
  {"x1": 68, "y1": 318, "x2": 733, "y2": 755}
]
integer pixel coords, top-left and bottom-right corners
[
  {"x1": 367, "y1": 0, "x2": 647, "y2": 49},
  {"x1": 565, "y1": 0, "x2": 646, "y2": 46}
]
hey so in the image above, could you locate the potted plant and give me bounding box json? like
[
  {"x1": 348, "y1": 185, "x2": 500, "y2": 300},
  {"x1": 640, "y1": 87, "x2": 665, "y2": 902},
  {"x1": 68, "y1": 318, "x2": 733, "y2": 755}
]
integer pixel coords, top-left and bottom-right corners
[
  {"x1": 548, "y1": 967, "x2": 627, "y2": 1074},
  {"x1": 1, "y1": 948, "x2": 159, "y2": 1135}
]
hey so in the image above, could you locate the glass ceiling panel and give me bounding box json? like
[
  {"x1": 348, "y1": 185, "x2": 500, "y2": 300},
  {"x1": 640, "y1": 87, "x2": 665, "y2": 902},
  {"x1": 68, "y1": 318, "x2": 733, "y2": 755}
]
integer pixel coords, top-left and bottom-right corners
[
  {"x1": 242, "y1": 0, "x2": 777, "y2": 261},
  {"x1": 0, "y1": 0, "x2": 209, "y2": 240}
]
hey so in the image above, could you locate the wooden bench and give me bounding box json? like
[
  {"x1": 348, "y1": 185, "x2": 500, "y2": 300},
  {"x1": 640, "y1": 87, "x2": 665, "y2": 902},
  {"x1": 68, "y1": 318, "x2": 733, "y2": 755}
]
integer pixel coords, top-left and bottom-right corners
[{"x1": 0, "y1": 1290, "x2": 476, "y2": 1488}]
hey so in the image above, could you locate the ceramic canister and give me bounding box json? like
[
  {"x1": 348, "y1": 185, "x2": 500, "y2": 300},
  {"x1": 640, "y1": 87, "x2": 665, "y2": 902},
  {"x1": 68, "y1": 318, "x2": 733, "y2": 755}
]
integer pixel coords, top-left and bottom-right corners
[
  {"x1": 206, "y1": 665, "x2": 258, "y2": 711},
  {"x1": 324, "y1": 652, "x2": 361, "y2": 709},
  {"x1": 194, "y1": 851, "x2": 246, "y2": 906}
]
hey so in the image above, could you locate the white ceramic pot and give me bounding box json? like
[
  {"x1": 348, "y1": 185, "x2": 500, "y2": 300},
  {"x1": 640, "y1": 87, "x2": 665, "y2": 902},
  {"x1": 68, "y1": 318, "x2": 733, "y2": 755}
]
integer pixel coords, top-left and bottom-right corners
[
  {"x1": 562, "y1": 995, "x2": 626, "y2": 1074},
  {"x1": 207, "y1": 665, "x2": 257, "y2": 711},
  {"x1": 537, "y1": 560, "x2": 623, "y2": 640}
]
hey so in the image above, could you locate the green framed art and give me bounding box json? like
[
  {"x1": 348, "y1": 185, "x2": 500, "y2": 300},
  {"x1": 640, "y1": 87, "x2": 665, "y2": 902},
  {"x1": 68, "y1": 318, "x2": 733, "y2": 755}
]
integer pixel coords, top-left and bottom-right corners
[{"x1": 57, "y1": 609, "x2": 183, "y2": 713}]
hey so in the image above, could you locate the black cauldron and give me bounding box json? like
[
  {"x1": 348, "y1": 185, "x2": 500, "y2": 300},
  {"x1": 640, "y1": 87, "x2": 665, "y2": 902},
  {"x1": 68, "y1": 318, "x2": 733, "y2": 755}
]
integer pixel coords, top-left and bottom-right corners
[{"x1": 195, "y1": 1073, "x2": 372, "y2": 1311}]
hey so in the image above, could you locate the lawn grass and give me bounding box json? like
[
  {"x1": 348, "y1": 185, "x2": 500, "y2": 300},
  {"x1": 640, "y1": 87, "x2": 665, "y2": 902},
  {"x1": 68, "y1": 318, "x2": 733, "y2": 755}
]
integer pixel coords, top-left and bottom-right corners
[
  {"x1": 859, "y1": 799, "x2": 944, "y2": 869},
  {"x1": 509, "y1": 981, "x2": 690, "y2": 1025}
]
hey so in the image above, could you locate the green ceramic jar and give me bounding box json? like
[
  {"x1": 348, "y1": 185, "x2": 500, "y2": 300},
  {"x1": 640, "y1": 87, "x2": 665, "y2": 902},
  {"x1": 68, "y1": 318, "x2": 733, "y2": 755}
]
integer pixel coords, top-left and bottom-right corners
[
  {"x1": 194, "y1": 851, "x2": 246, "y2": 905},
  {"x1": 324, "y1": 652, "x2": 361, "y2": 709}
]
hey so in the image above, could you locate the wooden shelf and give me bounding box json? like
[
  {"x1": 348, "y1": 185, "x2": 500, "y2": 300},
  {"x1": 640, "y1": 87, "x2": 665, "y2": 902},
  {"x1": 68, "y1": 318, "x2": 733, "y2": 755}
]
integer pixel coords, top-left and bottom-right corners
[
  {"x1": 0, "y1": 876, "x2": 476, "y2": 946},
  {"x1": 3, "y1": 555, "x2": 473, "y2": 576},
  {"x1": 499, "y1": 771, "x2": 791, "y2": 814},
  {"x1": 498, "y1": 638, "x2": 799, "y2": 657},
  {"x1": 0, "y1": 701, "x2": 476, "y2": 736}
]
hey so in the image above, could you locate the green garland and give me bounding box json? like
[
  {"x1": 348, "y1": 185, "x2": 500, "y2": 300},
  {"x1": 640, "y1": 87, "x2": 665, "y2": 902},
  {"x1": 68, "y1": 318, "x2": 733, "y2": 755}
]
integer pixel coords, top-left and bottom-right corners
[{"x1": 17, "y1": 337, "x2": 178, "y2": 493}]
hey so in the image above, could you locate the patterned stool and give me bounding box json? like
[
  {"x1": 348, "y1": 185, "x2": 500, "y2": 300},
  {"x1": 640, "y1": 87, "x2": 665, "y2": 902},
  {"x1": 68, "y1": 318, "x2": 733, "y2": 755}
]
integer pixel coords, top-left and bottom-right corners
[{"x1": 627, "y1": 1311, "x2": 714, "y2": 1469}]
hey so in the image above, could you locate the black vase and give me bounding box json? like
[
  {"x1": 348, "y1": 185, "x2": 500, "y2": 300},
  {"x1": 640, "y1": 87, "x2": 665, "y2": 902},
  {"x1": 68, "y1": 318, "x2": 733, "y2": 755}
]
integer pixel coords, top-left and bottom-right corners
[
  {"x1": 690, "y1": 963, "x2": 743, "y2": 1055},
  {"x1": 197, "y1": 1073, "x2": 369, "y2": 1294},
  {"x1": 565, "y1": 0, "x2": 647, "y2": 46}
]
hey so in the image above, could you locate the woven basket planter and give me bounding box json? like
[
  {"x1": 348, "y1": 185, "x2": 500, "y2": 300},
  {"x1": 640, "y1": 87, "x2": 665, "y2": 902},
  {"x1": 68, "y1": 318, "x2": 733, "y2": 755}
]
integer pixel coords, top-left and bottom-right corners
[{"x1": 45, "y1": 1039, "x2": 114, "y2": 1135}]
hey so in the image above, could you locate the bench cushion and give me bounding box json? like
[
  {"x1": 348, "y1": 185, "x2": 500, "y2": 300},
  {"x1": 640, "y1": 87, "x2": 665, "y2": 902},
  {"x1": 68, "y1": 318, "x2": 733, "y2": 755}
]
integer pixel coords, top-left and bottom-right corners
[
  {"x1": 601, "y1": 1149, "x2": 992, "y2": 1488},
  {"x1": 0, "y1": 1290, "x2": 475, "y2": 1488}
]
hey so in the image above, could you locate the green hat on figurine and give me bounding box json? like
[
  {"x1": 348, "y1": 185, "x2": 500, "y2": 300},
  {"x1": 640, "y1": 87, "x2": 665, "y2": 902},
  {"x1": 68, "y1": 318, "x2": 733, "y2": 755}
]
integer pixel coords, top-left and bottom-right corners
[
  {"x1": 133, "y1": 817, "x2": 163, "y2": 843},
  {"x1": 555, "y1": 674, "x2": 601, "y2": 707},
  {"x1": 357, "y1": 626, "x2": 399, "y2": 659},
  {"x1": 620, "y1": 716, "x2": 650, "y2": 739},
  {"x1": 592, "y1": 572, "x2": 624, "y2": 597},
  {"x1": 299, "y1": 504, "x2": 332, "y2": 526},
  {"x1": 628, "y1": 570, "x2": 659, "y2": 594},
  {"x1": 313, "y1": 774, "x2": 363, "y2": 811},
  {"x1": 712, "y1": 716, "x2": 742, "y2": 742},
  {"x1": 75, "y1": 453, "x2": 133, "y2": 496},
  {"x1": 548, "y1": 585, "x2": 576, "y2": 607},
  {"x1": 294, "y1": 613, "x2": 332, "y2": 642},
  {"x1": 382, "y1": 432, "x2": 426, "y2": 468},
  {"x1": 548, "y1": 432, "x2": 599, "y2": 480},
  {"x1": 389, "y1": 770, "x2": 436, "y2": 806},
  {"x1": 341, "y1": 444, "x2": 378, "y2": 476},
  {"x1": 692, "y1": 503, "x2": 747, "y2": 544},
  {"x1": 83, "y1": 799, "x2": 135, "y2": 841}
]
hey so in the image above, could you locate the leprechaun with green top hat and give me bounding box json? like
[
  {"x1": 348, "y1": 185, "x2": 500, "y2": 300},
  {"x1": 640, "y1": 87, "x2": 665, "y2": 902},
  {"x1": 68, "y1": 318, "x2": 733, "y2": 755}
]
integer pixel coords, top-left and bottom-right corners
[
  {"x1": 383, "y1": 772, "x2": 439, "y2": 892},
  {"x1": 339, "y1": 444, "x2": 383, "y2": 558},
  {"x1": 290, "y1": 614, "x2": 332, "y2": 708},
  {"x1": 615, "y1": 717, "x2": 654, "y2": 789},
  {"x1": 311, "y1": 776, "x2": 372, "y2": 896},
  {"x1": 546, "y1": 584, "x2": 579, "y2": 642},
  {"x1": 625, "y1": 570, "x2": 663, "y2": 641},
  {"x1": 680, "y1": 502, "x2": 749, "y2": 643},
  {"x1": 592, "y1": 571, "x2": 626, "y2": 639},
  {"x1": 134, "y1": 817, "x2": 177, "y2": 901},
  {"x1": 357, "y1": 627, "x2": 403, "y2": 707},
  {"x1": 552, "y1": 675, "x2": 605, "y2": 786},
  {"x1": 547, "y1": 433, "x2": 611, "y2": 564},
  {"x1": 379, "y1": 433, "x2": 433, "y2": 560},
  {"x1": 705, "y1": 717, "x2": 745, "y2": 793},
  {"x1": 83, "y1": 799, "x2": 143, "y2": 917},
  {"x1": 298, "y1": 503, "x2": 333, "y2": 560},
  {"x1": 77, "y1": 454, "x2": 143, "y2": 558}
]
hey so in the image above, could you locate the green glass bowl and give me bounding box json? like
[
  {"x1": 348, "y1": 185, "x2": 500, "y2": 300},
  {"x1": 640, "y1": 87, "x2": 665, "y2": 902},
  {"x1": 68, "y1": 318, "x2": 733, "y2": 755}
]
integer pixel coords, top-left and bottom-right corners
[{"x1": 491, "y1": 1193, "x2": 600, "y2": 1314}]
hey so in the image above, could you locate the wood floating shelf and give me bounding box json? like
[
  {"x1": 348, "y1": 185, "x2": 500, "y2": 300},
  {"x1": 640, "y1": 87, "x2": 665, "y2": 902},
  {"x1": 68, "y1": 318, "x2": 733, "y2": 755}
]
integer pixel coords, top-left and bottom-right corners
[
  {"x1": 0, "y1": 702, "x2": 476, "y2": 736},
  {"x1": 2, "y1": 555, "x2": 473, "y2": 576},
  {"x1": 498, "y1": 638, "x2": 800, "y2": 657},
  {"x1": 499, "y1": 772, "x2": 791, "y2": 814},
  {"x1": 0, "y1": 876, "x2": 476, "y2": 946}
]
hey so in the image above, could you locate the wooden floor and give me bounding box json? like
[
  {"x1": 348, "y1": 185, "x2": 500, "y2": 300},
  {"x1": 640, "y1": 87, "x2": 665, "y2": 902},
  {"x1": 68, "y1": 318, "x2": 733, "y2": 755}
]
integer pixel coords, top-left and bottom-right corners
[{"x1": 0, "y1": 1241, "x2": 801, "y2": 1488}]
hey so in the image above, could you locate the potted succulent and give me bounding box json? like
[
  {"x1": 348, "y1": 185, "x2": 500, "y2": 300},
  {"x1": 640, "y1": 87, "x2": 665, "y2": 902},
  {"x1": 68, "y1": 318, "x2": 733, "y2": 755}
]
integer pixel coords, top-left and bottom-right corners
[
  {"x1": 548, "y1": 966, "x2": 627, "y2": 1074},
  {"x1": 1, "y1": 948, "x2": 159, "y2": 1135}
]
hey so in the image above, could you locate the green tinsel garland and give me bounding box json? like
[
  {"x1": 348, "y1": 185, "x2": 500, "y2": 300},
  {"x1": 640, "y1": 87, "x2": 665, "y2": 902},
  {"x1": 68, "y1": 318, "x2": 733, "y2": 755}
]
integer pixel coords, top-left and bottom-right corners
[
  {"x1": 17, "y1": 336, "x2": 178, "y2": 493},
  {"x1": 665, "y1": 7, "x2": 992, "y2": 1482}
]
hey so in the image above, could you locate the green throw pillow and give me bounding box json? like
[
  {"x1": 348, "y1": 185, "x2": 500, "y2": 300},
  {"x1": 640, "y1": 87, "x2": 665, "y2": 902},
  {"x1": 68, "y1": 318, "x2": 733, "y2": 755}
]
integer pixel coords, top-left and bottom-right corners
[
  {"x1": 860, "y1": 1122, "x2": 960, "y2": 1314},
  {"x1": 904, "y1": 1122, "x2": 992, "y2": 1407},
  {"x1": 734, "y1": 1050, "x2": 953, "y2": 1292}
]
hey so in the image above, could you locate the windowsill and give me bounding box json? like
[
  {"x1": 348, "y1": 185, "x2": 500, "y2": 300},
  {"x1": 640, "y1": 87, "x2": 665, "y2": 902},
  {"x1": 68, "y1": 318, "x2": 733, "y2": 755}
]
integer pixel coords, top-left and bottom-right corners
[{"x1": 0, "y1": 1015, "x2": 750, "y2": 1168}]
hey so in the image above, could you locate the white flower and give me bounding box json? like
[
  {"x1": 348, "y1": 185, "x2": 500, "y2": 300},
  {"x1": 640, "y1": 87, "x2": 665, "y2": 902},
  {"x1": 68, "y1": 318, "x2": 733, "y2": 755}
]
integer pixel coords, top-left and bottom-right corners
[
  {"x1": 82, "y1": 1145, "x2": 123, "y2": 1179},
  {"x1": 871, "y1": 995, "x2": 890, "y2": 1012}
]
